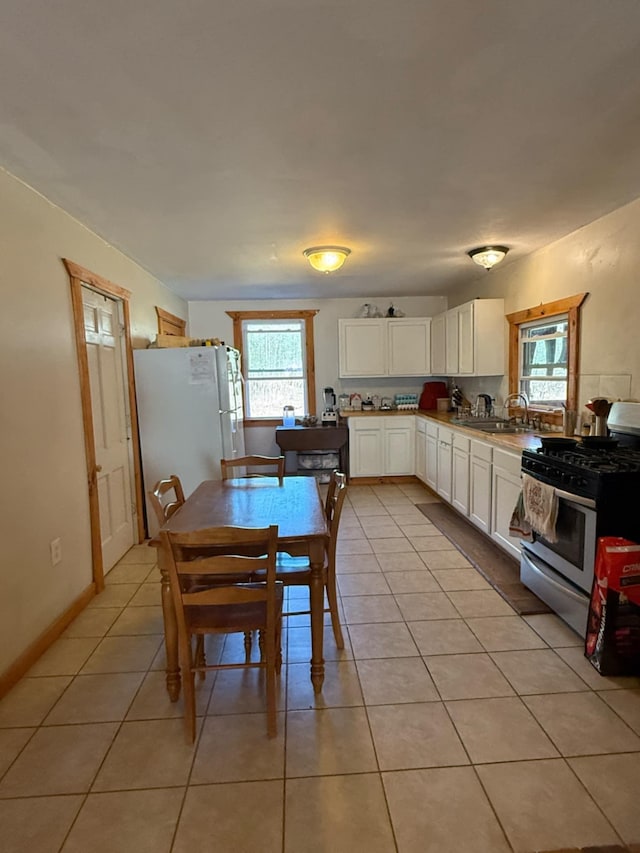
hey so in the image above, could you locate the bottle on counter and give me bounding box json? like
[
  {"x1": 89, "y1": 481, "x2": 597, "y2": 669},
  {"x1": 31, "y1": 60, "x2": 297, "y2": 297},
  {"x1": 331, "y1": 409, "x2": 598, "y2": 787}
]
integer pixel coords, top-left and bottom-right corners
[{"x1": 283, "y1": 406, "x2": 295, "y2": 428}]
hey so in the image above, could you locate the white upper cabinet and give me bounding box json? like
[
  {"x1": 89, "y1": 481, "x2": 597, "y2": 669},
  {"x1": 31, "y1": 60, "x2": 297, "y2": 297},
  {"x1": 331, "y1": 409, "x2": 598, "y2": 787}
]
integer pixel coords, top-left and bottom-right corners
[
  {"x1": 430, "y1": 312, "x2": 446, "y2": 374},
  {"x1": 338, "y1": 318, "x2": 431, "y2": 378},
  {"x1": 430, "y1": 299, "x2": 505, "y2": 377},
  {"x1": 338, "y1": 319, "x2": 387, "y2": 377},
  {"x1": 445, "y1": 308, "x2": 460, "y2": 375}
]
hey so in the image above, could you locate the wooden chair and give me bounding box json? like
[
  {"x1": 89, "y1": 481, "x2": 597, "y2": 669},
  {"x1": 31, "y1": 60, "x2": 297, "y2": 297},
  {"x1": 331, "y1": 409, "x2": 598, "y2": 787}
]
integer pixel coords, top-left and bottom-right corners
[
  {"x1": 256, "y1": 470, "x2": 347, "y2": 648},
  {"x1": 148, "y1": 475, "x2": 186, "y2": 526},
  {"x1": 149, "y1": 475, "x2": 252, "y2": 670},
  {"x1": 160, "y1": 525, "x2": 282, "y2": 741},
  {"x1": 220, "y1": 455, "x2": 285, "y2": 484}
]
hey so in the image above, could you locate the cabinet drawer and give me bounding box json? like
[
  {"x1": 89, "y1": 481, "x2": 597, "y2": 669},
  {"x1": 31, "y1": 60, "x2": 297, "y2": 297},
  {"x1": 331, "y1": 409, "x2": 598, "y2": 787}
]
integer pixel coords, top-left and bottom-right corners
[
  {"x1": 437, "y1": 427, "x2": 453, "y2": 445},
  {"x1": 390, "y1": 416, "x2": 415, "y2": 430},
  {"x1": 453, "y1": 433, "x2": 470, "y2": 453},
  {"x1": 471, "y1": 439, "x2": 493, "y2": 462},
  {"x1": 350, "y1": 416, "x2": 384, "y2": 431},
  {"x1": 426, "y1": 421, "x2": 439, "y2": 439},
  {"x1": 493, "y1": 447, "x2": 522, "y2": 477}
]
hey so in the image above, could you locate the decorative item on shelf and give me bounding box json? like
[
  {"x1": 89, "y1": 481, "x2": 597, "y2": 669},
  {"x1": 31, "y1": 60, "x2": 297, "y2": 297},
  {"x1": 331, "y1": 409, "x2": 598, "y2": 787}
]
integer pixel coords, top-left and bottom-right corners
[
  {"x1": 371, "y1": 394, "x2": 381, "y2": 410},
  {"x1": 357, "y1": 302, "x2": 382, "y2": 318},
  {"x1": 380, "y1": 397, "x2": 394, "y2": 410},
  {"x1": 303, "y1": 245, "x2": 351, "y2": 273},
  {"x1": 361, "y1": 397, "x2": 375, "y2": 411},
  {"x1": 283, "y1": 406, "x2": 295, "y2": 428},
  {"x1": 338, "y1": 393, "x2": 350, "y2": 411},
  {"x1": 386, "y1": 303, "x2": 406, "y2": 317},
  {"x1": 467, "y1": 245, "x2": 509, "y2": 271},
  {"x1": 350, "y1": 393, "x2": 363, "y2": 411}
]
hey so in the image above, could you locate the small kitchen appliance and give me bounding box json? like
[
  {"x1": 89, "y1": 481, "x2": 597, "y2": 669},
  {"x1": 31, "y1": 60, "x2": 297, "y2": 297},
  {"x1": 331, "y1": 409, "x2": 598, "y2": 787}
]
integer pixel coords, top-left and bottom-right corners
[
  {"x1": 419, "y1": 381, "x2": 448, "y2": 411},
  {"x1": 322, "y1": 386, "x2": 337, "y2": 425},
  {"x1": 520, "y1": 401, "x2": 640, "y2": 635}
]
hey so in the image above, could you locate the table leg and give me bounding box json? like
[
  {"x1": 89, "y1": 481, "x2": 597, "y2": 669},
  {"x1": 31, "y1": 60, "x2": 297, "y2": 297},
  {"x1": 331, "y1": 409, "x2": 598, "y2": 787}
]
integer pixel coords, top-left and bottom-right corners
[
  {"x1": 309, "y1": 538, "x2": 326, "y2": 693},
  {"x1": 157, "y1": 545, "x2": 181, "y2": 702}
]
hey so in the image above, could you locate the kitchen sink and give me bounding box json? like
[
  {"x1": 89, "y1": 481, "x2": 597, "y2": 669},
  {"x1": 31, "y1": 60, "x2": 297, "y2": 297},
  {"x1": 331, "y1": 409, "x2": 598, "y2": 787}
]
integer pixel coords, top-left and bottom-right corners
[
  {"x1": 451, "y1": 417, "x2": 511, "y2": 427},
  {"x1": 479, "y1": 425, "x2": 534, "y2": 434},
  {"x1": 452, "y1": 418, "x2": 536, "y2": 435}
]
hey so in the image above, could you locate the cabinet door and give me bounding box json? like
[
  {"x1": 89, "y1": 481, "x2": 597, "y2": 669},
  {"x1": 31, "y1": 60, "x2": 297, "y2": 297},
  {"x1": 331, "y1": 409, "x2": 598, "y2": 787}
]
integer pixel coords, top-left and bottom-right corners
[
  {"x1": 458, "y1": 301, "x2": 474, "y2": 375},
  {"x1": 491, "y1": 466, "x2": 522, "y2": 559},
  {"x1": 469, "y1": 456, "x2": 492, "y2": 534},
  {"x1": 384, "y1": 425, "x2": 415, "y2": 475},
  {"x1": 436, "y1": 438, "x2": 452, "y2": 503},
  {"x1": 388, "y1": 319, "x2": 431, "y2": 376},
  {"x1": 349, "y1": 427, "x2": 384, "y2": 477},
  {"x1": 445, "y1": 308, "x2": 459, "y2": 375},
  {"x1": 431, "y1": 312, "x2": 446, "y2": 375},
  {"x1": 415, "y1": 425, "x2": 427, "y2": 484},
  {"x1": 426, "y1": 434, "x2": 438, "y2": 490},
  {"x1": 452, "y1": 446, "x2": 470, "y2": 516},
  {"x1": 338, "y1": 320, "x2": 386, "y2": 377}
]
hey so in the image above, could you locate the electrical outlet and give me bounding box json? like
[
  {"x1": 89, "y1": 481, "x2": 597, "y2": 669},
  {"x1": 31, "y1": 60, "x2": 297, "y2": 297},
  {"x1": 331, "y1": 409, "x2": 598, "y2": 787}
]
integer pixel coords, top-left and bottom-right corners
[{"x1": 50, "y1": 538, "x2": 62, "y2": 566}]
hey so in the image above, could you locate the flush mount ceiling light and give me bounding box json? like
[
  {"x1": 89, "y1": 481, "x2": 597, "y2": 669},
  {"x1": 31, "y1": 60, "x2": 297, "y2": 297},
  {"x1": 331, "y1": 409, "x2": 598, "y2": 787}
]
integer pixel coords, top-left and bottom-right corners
[
  {"x1": 468, "y1": 245, "x2": 509, "y2": 271},
  {"x1": 303, "y1": 245, "x2": 351, "y2": 273}
]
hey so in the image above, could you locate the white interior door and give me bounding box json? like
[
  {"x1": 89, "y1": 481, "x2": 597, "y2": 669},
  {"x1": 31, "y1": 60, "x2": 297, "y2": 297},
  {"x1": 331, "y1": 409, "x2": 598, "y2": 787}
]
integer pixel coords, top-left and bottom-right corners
[{"x1": 83, "y1": 287, "x2": 135, "y2": 571}]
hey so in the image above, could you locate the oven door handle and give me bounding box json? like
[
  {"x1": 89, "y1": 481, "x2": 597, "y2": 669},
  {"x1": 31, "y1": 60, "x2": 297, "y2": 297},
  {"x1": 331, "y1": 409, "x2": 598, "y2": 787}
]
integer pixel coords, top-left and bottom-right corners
[{"x1": 553, "y1": 487, "x2": 596, "y2": 510}]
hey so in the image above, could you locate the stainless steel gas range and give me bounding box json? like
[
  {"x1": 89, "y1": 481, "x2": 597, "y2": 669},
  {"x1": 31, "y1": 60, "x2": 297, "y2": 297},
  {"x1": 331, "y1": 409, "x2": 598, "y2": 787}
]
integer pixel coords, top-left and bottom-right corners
[{"x1": 520, "y1": 402, "x2": 640, "y2": 636}]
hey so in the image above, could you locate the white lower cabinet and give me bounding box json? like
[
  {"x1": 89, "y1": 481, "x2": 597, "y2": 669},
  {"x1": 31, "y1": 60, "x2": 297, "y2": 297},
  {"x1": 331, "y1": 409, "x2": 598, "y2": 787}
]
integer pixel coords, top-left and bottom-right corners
[
  {"x1": 425, "y1": 423, "x2": 438, "y2": 491},
  {"x1": 436, "y1": 427, "x2": 453, "y2": 503},
  {"x1": 469, "y1": 440, "x2": 492, "y2": 535},
  {"x1": 348, "y1": 416, "x2": 414, "y2": 478},
  {"x1": 415, "y1": 419, "x2": 427, "y2": 484},
  {"x1": 490, "y1": 448, "x2": 523, "y2": 559},
  {"x1": 385, "y1": 420, "x2": 416, "y2": 475},
  {"x1": 451, "y1": 433, "x2": 470, "y2": 516}
]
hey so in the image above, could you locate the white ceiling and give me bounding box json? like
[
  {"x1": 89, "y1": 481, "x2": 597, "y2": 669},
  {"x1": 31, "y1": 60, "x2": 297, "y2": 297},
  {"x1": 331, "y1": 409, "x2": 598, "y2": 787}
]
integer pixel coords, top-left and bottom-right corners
[{"x1": 2, "y1": 0, "x2": 640, "y2": 301}]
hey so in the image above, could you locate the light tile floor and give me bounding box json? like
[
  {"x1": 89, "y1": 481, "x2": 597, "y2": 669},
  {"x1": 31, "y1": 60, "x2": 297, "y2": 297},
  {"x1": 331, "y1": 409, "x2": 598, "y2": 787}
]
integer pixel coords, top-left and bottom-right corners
[{"x1": 1, "y1": 483, "x2": 640, "y2": 852}]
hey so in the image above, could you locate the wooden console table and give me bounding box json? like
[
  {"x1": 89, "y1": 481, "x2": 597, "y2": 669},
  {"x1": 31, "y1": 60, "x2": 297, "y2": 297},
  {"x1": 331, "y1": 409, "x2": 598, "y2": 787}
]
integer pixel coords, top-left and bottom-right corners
[{"x1": 275, "y1": 424, "x2": 349, "y2": 479}]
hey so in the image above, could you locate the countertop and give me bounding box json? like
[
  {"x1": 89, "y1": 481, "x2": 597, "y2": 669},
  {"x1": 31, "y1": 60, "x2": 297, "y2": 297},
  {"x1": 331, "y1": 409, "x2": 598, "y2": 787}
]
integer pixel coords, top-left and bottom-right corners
[{"x1": 340, "y1": 408, "x2": 559, "y2": 453}]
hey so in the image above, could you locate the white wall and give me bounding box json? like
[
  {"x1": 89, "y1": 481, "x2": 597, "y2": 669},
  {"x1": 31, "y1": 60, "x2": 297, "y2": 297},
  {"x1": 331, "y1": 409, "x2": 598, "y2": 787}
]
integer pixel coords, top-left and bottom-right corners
[
  {"x1": 0, "y1": 168, "x2": 186, "y2": 677},
  {"x1": 447, "y1": 195, "x2": 640, "y2": 415},
  {"x1": 189, "y1": 296, "x2": 448, "y2": 454}
]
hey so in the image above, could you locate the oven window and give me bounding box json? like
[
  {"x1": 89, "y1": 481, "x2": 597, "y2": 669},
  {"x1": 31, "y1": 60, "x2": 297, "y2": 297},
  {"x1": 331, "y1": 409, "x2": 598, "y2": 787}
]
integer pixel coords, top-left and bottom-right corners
[{"x1": 538, "y1": 500, "x2": 586, "y2": 570}]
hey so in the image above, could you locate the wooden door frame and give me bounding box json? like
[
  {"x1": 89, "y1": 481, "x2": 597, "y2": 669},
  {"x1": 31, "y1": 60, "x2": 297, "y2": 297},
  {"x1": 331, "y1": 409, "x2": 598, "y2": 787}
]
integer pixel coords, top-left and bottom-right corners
[{"x1": 64, "y1": 259, "x2": 144, "y2": 592}]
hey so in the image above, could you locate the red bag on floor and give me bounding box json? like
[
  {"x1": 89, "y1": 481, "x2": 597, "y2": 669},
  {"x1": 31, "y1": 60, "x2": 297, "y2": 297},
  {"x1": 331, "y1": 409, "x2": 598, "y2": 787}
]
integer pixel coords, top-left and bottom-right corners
[{"x1": 585, "y1": 537, "x2": 640, "y2": 676}]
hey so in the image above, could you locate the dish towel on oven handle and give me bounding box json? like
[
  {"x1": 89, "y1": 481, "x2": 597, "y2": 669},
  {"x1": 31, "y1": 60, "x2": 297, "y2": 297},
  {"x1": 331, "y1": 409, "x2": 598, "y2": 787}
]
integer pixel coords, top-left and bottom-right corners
[
  {"x1": 509, "y1": 490, "x2": 533, "y2": 542},
  {"x1": 521, "y1": 472, "x2": 559, "y2": 543}
]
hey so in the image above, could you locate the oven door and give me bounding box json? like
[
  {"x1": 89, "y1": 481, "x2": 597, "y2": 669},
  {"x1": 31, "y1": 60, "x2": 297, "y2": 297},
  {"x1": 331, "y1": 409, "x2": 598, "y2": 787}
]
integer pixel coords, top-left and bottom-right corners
[{"x1": 526, "y1": 487, "x2": 597, "y2": 594}]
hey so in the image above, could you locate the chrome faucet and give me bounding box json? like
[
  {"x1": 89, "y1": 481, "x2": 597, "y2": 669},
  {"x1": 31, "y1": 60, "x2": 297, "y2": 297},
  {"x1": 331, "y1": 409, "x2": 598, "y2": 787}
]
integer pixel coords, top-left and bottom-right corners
[{"x1": 503, "y1": 392, "x2": 529, "y2": 425}]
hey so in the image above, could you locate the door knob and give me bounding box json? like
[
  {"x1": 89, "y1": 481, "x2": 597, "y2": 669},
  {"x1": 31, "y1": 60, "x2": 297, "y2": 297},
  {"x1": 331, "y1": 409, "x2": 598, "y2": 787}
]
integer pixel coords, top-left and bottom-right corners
[{"x1": 95, "y1": 464, "x2": 103, "y2": 473}]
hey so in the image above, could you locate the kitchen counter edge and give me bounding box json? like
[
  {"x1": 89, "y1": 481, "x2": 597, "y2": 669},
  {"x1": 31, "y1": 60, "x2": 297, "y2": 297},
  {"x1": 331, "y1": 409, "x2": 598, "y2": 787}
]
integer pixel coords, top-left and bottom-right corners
[{"x1": 340, "y1": 409, "x2": 546, "y2": 452}]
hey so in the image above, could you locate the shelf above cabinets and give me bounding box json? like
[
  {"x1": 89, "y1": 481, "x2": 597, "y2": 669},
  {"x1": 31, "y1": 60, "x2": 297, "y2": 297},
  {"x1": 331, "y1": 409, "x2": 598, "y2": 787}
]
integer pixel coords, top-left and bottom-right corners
[{"x1": 338, "y1": 317, "x2": 431, "y2": 378}]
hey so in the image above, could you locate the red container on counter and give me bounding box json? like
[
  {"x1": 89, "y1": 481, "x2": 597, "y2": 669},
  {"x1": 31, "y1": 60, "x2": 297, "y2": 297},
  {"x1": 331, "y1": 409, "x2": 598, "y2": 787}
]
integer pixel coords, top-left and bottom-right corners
[{"x1": 419, "y1": 381, "x2": 448, "y2": 411}]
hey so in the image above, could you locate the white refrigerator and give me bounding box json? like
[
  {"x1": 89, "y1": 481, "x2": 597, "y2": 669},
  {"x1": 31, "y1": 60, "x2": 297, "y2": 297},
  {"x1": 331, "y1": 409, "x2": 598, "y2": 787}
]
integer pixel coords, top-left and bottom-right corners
[{"x1": 134, "y1": 345, "x2": 245, "y2": 535}]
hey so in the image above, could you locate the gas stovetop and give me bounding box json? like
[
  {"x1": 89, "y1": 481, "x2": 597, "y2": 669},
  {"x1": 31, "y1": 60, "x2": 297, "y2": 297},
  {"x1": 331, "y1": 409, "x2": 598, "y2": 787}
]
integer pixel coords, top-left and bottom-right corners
[{"x1": 522, "y1": 445, "x2": 640, "y2": 501}]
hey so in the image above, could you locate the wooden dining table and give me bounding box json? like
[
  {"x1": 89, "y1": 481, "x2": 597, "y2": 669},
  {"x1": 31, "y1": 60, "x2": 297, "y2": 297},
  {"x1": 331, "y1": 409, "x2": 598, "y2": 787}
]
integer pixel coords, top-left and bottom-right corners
[{"x1": 153, "y1": 476, "x2": 329, "y2": 700}]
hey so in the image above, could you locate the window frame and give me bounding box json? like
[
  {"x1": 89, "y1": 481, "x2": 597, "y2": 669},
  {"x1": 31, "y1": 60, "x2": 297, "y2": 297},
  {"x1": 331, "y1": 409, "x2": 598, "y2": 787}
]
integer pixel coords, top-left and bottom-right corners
[
  {"x1": 506, "y1": 293, "x2": 587, "y2": 426},
  {"x1": 519, "y1": 314, "x2": 569, "y2": 408},
  {"x1": 227, "y1": 309, "x2": 318, "y2": 427}
]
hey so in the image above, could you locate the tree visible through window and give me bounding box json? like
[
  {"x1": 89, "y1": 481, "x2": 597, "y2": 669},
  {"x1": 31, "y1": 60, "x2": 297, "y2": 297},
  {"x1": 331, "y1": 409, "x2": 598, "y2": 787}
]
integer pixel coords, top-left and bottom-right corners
[
  {"x1": 520, "y1": 316, "x2": 568, "y2": 407},
  {"x1": 243, "y1": 319, "x2": 306, "y2": 417},
  {"x1": 507, "y1": 293, "x2": 587, "y2": 426},
  {"x1": 227, "y1": 310, "x2": 318, "y2": 421}
]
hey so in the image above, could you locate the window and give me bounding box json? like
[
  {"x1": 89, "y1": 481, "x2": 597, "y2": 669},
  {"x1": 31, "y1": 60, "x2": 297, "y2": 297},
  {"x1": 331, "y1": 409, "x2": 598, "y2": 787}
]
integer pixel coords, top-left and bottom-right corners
[
  {"x1": 519, "y1": 315, "x2": 568, "y2": 407},
  {"x1": 227, "y1": 310, "x2": 317, "y2": 423},
  {"x1": 507, "y1": 293, "x2": 587, "y2": 424}
]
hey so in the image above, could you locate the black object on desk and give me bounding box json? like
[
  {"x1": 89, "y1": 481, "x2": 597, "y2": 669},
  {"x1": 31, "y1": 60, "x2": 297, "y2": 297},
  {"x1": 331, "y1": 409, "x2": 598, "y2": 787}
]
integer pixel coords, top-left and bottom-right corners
[{"x1": 275, "y1": 424, "x2": 349, "y2": 481}]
